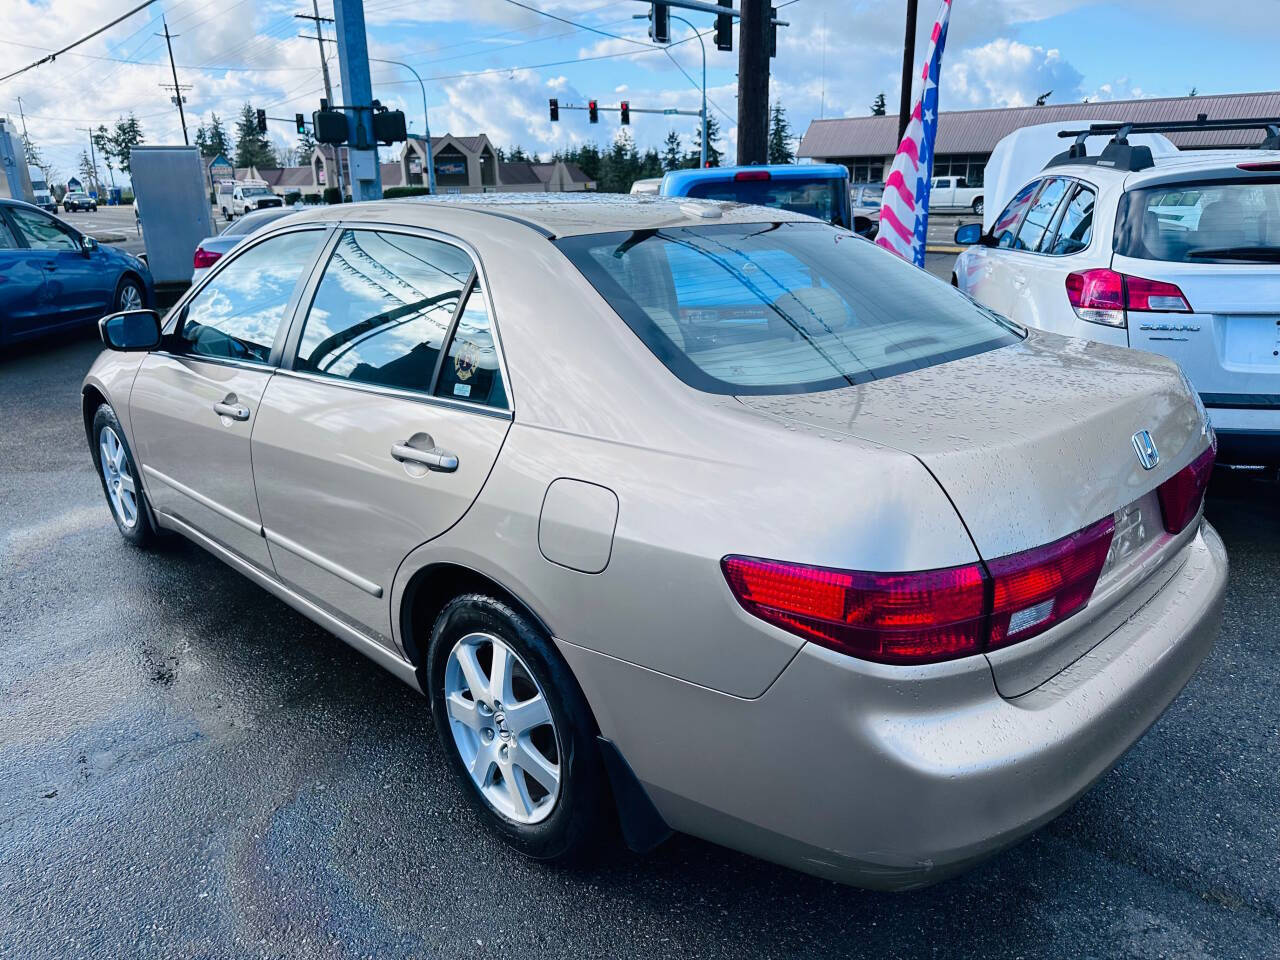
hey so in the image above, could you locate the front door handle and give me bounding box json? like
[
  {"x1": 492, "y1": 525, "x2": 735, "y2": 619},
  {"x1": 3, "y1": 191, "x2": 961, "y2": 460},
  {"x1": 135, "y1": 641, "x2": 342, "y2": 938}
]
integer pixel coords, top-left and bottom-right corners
[
  {"x1": 391, "y1": 442, "x2": 458, "y2": 473},
  {"x1": 214, "y1": 400, "x2": 250, "y2": 421}
]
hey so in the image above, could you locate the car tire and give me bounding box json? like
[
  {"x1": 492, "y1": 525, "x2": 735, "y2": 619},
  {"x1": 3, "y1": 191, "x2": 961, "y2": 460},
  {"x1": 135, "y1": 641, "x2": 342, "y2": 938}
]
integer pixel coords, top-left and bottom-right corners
[
  {"x1": 91, "y1": 403, "x2": 158, "y2": 548},
  {"x1": 114, "y1": 276, "x2": 145, "y2": 312},
  {"x1": 973, "y1": 197, "x2": 984, "y2": 216},
  {"x1": 426, "y1": 593, "x2": 611, "y2": 862}
]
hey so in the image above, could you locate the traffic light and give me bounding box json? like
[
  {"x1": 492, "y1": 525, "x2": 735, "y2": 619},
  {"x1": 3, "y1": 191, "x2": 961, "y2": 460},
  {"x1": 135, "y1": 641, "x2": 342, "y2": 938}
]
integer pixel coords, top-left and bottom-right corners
[
  {"x1": 549, "y1": 98, "x2": 559, "y2": 122},
  {"x1": 295, "y1": 113, "x2": 306, "y2": 134},
  {"x1": 256, "y1": 108, "x2": 267, "y2": 133},
  {"x1": 715, "y1": 0, "x2": 733, "y2": 51},
  {"x1": 649, "y1": 2, "x2": 669, "y2": 43},
  {"x1": 620, "y1": 101, "x2": 630, "y2": 125},
  {"x1": 588, "y1": 99, "x2": 598, "y2": 124},
  {"x1": 768, "y1": 5, "x2": 777, "y2": 57},
  {"x1": 372, "y1": 109, "x2": 407, "y2": 144},
  {"x1": 312, "y1": 109, "x2": 349, "y2": 145}
]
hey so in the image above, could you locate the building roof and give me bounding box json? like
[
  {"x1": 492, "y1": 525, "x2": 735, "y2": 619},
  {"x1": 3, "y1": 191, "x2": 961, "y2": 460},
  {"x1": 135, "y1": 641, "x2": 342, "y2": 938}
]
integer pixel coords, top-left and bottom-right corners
[
  {"x1": 799, "y1": 90, "x2": 1280, "y2": 159},
  {"x1": 561, "y1": 162, "x2": 594, "y2": 184},
  {"x1": 498, "y1": 161, "x2": 544, "y2": 185},
  {"x1": 257, "y1": 167, "x2": 314, "y2": 188}
]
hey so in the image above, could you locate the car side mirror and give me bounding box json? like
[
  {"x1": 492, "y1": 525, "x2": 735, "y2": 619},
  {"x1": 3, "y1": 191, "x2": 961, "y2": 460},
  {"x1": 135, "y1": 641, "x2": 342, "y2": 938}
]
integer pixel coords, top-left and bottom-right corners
[
  {"x1": 954, "y1": 223, "x2": 986, "y2": 246},
  {"x1": 99, "y1": 310, "x2": 162, "y2": 352},
  {"x1": 81, "y1": 235, "x2": 99, "y2": 254}
]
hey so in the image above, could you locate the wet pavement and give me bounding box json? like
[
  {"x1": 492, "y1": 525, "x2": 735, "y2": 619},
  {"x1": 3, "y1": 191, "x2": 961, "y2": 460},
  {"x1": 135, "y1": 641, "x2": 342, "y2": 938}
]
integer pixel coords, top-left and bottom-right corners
[{"x1": 2, "y1": 329, "x2": 1278, "y2": 959}]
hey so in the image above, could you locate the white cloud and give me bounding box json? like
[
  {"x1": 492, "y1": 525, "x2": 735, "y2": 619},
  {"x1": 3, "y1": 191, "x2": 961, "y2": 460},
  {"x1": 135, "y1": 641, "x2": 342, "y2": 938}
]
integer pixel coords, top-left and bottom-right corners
[{"x1": 946, "y1": 38, "x2": 1085, "y2": 109}]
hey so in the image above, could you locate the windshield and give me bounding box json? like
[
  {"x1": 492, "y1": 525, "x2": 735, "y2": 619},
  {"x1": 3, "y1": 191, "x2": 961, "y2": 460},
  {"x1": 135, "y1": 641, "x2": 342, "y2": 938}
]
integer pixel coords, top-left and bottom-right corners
[
  {"x1": 683, "y1": 176, "x2": 851, "y2": 227},
  {"x1": 556, "y1": 222, "x2": 1020, "y2": 396},
  {"x1": 221, "y1": 209, "x2": 292, "y2": 236},
  {"x1": 1117, "y1": 178, "x2": 1280, "y2": 263},
  {"x1": 856, "y1": 185, "x2": 883, "y2": 208},
  {"x1": 242, "y1": 186, "x2": 273, "y2": 197}
]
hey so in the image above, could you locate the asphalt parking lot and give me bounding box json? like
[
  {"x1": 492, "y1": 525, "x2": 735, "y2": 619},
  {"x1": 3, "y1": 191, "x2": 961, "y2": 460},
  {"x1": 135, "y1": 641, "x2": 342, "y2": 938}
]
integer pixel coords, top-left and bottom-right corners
[{"x1": 2, "y1": 323, "x2": 1278, "y2": 959}]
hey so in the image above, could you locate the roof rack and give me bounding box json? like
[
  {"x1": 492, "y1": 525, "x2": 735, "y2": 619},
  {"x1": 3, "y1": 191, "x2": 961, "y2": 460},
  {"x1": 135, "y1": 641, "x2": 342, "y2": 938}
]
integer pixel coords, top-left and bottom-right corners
[{"x1": 1045, "y1": 115, "x2": 1280, "y2": 172}]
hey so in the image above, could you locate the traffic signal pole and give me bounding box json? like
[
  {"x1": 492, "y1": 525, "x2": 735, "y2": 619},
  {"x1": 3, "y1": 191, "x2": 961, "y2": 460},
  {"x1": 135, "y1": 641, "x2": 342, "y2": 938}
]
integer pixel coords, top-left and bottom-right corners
[
  {"x1": 671, "y1": 14, "x2": 707, "y2": 167},
  {"x1": 371, "y1": 56, "x2": 435, "y2": 193},
  {"x1": 333, "y1": 0, "x2": 382, "y2": 200},
  {"x1": 736, "y1": 0, "x2": 768, "y2": 164}
]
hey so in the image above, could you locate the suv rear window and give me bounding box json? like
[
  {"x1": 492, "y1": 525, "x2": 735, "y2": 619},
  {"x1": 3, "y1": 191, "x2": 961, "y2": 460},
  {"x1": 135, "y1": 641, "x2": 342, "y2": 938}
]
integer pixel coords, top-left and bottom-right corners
[
  {"x1": 1116, "y1": 178, "x2": 1280, "y2": 263},
  {"x1": 683, "y1": 177, "x2": 850, "y2": 228},
  {"x1": 556, "y1": 222, "x2": 1020, "y2": 395}
]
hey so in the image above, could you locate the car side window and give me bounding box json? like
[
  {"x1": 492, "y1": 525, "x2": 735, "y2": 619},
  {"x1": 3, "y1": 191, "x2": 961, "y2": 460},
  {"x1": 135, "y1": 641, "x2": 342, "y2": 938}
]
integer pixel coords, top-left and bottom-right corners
[
  {"x1": 0, "y1": 215, "x2": 19, "y2": 249},
  {"x1": 433, "y1": 280, "x2": 508, "y2": 409},
  {"x1": 1014, "y1": 178, "x2": 1070, "y2": 253},
  {"x1": 178, "y1": 229, "x2": 323, "y2": 364},
  {"x1": 294, "y1": 229, "x2": 473, "y2": 393},
  {"x1": 1046, "y1": 185, "x2": 1096, "y2": 255},
  {"x1": 8, "y1": 207, "x2": 78, "y2": 251},
  {"x1": 992, "y1": 181, "x2": 1041, "y2": 249}
]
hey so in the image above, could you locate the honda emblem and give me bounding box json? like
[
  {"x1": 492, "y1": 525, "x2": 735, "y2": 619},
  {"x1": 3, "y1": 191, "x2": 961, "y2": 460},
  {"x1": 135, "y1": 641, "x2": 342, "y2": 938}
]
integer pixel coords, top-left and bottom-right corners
[{"x1": 1132, "y1": 430, "x2": 1160, "y2": 470}]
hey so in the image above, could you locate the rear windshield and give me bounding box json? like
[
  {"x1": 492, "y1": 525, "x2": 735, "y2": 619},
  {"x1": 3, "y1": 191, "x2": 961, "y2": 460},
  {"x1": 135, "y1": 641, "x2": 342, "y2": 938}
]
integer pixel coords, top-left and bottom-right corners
[
  {"x1": 1116, "y1": 178, "x2": 1280, "y2": 263},
  {"x1": 684, "y1": 177, "x2": 849, "y2": 227},
  {"x1": 555, "y1": 222, "x2": 1020, "y2": 396}
]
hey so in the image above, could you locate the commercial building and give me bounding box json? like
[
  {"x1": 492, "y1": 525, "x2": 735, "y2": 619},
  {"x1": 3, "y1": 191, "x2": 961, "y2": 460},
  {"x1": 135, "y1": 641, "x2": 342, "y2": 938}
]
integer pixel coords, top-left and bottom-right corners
[{"x1": 798, "y1": 90, "x2": 1280, "y2": 185}]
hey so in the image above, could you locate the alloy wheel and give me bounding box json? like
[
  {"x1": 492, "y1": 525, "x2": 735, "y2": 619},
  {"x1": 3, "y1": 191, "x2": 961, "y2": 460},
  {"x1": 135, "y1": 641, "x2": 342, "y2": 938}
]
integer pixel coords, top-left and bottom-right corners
[
  {"x1": 443, "y1": 631, "x2": 562, "y2": 824},
  {"x1": 118, "y1": 283, "x2": 142, "y2": 311},
  {"x1": 99, "y1": 426, "x2": 138, "y2": 529}
]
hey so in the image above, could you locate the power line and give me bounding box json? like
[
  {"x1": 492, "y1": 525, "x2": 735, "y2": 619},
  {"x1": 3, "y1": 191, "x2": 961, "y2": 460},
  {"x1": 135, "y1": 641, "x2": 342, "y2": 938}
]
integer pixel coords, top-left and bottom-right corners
[
  {"x1": 0, "y1": 0, "x2": 164, "y2": 84},
  {"x1": 496, "y1": 0, "x2": 649, "y2": 47}
]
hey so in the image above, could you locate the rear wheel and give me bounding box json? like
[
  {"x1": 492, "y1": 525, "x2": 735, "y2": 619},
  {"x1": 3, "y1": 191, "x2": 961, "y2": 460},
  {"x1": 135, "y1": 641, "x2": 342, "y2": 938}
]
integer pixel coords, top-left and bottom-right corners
[
  {"x1": 973, "y1": 197, "x2": 984, "y2": 216},
  {"x1": 91, "y1": 404, "x2": 157, "y2": 547},
  {"x1": 114, "y1": 277, "x2": 144, "y2": 312},
  {"x1": 426, "y1": 594, "x2": 610, "y2": 860}
]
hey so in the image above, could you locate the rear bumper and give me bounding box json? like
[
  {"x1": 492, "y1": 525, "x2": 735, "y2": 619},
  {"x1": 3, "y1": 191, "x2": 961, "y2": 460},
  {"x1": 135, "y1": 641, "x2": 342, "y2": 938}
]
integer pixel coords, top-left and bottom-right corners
[
  {"x1": 561, "y1": 522, "x2": 1227, "y2": 890},
  {"x1": 1204, "y1": 401, "x2": 1280, "y2": 463}
]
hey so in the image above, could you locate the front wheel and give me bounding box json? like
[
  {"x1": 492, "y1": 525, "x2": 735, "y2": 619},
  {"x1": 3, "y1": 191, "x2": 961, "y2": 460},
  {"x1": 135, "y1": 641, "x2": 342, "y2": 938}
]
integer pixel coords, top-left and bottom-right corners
[
  {"x1": 426, "y1": 594, "x2": 611, "y2": 861},
  {"x1": 91, "y1": 404, "x2": 157, "y2": 547},
  {"x1": 114, "y1": 276, "x2": 145, "y2": 312},
  {"x1": 973, "y1": 197, "x2": 984, "y2": 216}
]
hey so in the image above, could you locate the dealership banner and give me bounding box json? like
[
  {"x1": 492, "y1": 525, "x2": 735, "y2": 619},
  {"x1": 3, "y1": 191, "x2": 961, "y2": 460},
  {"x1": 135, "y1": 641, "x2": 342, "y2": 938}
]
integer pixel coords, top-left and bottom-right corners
[{"x1": 876, "y1": 0, "x2": 952, "y2": 267}]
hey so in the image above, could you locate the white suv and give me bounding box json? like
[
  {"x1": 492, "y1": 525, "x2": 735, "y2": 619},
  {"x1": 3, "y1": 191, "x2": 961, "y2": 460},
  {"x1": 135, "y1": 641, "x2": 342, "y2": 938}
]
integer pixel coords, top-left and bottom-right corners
[{"x1": 954, "y1": 129, "x2": 1280, "y2": 463}]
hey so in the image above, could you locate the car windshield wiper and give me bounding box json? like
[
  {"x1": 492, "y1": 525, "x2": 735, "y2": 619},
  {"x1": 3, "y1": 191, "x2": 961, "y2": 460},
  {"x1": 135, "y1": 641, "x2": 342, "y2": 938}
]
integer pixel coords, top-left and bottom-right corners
[{"x1": 1186, "y1": 246, "x2": 1280, "y2": 262}]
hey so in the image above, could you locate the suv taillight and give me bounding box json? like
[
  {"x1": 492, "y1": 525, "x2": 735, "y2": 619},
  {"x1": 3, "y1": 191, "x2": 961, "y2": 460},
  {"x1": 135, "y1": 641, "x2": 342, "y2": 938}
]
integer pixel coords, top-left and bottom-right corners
[
  {"x1": 723, "y1": 516, "x2": 1116, "y2": 666},
  {"x1": 193, "y1": 247, "x2": 222, "y2": 269},
  {"x1": 1157, "y1": 444, "x2": 1216, "y2": 534},
  {"x1": 1066, "y1": 268, "x2": 1191, "y2": 328}
]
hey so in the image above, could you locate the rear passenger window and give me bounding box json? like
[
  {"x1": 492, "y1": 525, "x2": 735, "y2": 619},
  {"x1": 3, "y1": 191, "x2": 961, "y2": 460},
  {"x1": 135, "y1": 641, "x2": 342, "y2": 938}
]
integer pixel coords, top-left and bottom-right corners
[
  {"x1": 1046, "y1": 185, "x2": 1095, "y2": 255},
  {"x1": 433, "y1": 281, "x2": 508, "y2": 409},
  {"x1": 1014, "y1": 178, "x2": 1070, "y2": 252},
  {"x1": 993, "y1": 181, "x2": 1040, "y2": 248},
  {"x1": 294, "y1": 230, "x2": 473, "y2": 392},
  {"x1": 179, "y1": 229, "x2": 324, "y2": 364}
]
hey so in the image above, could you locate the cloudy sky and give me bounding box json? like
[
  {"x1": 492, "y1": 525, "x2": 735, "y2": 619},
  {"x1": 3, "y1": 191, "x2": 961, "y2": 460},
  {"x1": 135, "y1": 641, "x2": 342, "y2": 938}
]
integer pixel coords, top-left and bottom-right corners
[{"x1": 2, "y1": 0, "x2": 1274, "y2": 184}]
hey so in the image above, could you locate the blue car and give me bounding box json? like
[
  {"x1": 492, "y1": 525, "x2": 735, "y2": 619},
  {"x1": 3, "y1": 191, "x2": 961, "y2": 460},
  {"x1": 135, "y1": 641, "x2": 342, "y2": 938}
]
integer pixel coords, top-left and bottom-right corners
[
  {"x1": 658, "y1": 163, "x2": 855, "y2": 231},
  {"x1": 0, "y1": 198, "x2": 153, "y2": 346}
]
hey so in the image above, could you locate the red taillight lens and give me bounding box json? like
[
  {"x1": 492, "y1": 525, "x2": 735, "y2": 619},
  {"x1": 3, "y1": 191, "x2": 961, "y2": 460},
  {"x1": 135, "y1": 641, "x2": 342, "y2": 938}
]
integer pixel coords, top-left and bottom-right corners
[
  {"x1": 1237, "y1": 161, "x2": 1280, "y2": 172},
  {"x1": 986, "y1": 517, "x2": 1115, "y2": 650},
  {"x1": 1157, "y1": 445, "x2": 1216, "y2": 534},
  {"x1": 721, "y1": 556, "x2": 987, "y2": 665},
  {"x1": 734, "y1": 170, "x2": 771, "y2": 181},
  {"x1": 1124, "y1": 275, "x2": 1192, "y2": 312},
  {"x1": 193, "y1": 247, "x2": 222, "y2": 269},
  {"x1": 1066, "y1": 269, "x2": 1192, "y2": 326}
]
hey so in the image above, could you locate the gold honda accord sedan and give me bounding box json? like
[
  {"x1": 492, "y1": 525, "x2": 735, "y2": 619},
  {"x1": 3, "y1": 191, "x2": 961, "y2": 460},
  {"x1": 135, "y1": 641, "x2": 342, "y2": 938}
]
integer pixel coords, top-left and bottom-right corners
[{"x1": 83, "y1": 195, "x2": 1227, "y2": 889}]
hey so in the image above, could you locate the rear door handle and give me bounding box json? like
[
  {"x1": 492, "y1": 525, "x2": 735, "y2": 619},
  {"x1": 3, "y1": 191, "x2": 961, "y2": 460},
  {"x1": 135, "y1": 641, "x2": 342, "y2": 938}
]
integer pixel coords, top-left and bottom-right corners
[
  {"x1": 213, "y1": 400, "x2": 250, "y2": 421},
  {"x1": 391, "y1": 443, "x2": 458, "y2": 473}
]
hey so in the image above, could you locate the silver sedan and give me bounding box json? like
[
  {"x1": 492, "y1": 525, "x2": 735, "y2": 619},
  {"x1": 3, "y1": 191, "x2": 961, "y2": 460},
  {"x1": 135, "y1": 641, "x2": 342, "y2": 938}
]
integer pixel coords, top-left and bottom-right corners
[{"x1": 82, "y1": 194, "x2": 1226, "y2": 889}]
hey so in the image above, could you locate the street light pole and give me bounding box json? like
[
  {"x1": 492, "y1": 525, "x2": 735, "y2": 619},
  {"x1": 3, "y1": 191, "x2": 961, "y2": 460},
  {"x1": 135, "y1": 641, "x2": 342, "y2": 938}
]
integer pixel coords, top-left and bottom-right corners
[
  {"x1": 370, "y1": 56, "x2": 436, "y2": 193},
  {"x1": 670, "y1": 14, "x2": 707, "y2": 168}
]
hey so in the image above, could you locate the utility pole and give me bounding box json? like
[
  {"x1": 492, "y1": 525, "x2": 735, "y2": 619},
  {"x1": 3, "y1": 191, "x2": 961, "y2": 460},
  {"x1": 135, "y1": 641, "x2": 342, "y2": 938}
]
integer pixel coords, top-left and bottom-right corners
[
  {"x1": 77, "y1": 127, "x2": 99, "y2": 194},
  {"x1": 897, "y1": 0, "x2": 919, "y2": 142},
  {"x1": 16, "y1": 96, "x2": 29, "y2": 142},
  {"x1": 296, "y1": 0, "x2": 335, "y2": 104},
  {"x1": 736, "y1": 0, "x2": 769, "y2": 165},
  {"x1": 333, "y1": 0, "x2": 382, "y2": 200},
  {"x1": 158, "y1": 18, "x2": 190, "y2": 145},
  {"x1": 371, "y1": 57, "x2": 435, "y2": 193}
]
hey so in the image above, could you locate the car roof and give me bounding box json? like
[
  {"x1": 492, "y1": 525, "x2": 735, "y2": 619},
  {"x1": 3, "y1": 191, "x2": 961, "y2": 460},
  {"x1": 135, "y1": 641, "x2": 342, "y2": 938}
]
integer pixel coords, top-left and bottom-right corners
[
  {"x1": 660, "y1": 163, "x2": 850, "y2": 195},
  {"x1": 1043, "y1": 148, "x2": 1280, "y2": 186},
  {"x1": 276, "y1": 192, "x2": 818, "y2": 238}
]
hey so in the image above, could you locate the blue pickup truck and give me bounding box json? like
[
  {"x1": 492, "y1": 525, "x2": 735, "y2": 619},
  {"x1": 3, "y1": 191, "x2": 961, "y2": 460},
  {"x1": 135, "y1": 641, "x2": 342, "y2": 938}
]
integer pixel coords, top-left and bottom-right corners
[{"x1": 655, "y1": 163, "x2": 866, "y2": 233}]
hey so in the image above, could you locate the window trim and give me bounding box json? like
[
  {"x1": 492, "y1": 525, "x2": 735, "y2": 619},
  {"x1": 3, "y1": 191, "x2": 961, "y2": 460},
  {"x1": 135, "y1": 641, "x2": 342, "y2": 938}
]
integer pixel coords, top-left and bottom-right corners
[
  {"x1": 5, "y1": 203, "x2": 80, "y2": 252},
  {"x1": 278, "y1": 222, "x2": 514, "y2": 414},
  {"x1": 1012, "y1": 177, "x2": 1073, "y2": 253},
  {"x1": 1040, "y1": 181, "x2": 1098, "y2": 257},
  {"x1": 158, "y1": 223, "x2": 333, "y2": 372}
]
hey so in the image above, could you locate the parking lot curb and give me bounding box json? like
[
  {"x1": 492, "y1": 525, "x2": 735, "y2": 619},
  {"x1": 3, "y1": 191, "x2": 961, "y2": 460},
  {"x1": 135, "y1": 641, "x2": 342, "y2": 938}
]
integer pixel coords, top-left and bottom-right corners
[
  {"x1": 927, "y1": 244, "x2": 965, "y2": 254},
  {"x1": 92, "y1": 232, "x2": 130, "y2": 244}
]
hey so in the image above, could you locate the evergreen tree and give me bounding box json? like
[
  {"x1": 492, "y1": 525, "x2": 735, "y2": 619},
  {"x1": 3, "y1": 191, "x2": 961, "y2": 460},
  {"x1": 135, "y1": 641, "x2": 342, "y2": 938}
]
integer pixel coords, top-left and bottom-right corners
[
  {"x1": 194, "y1": 123, "x2": 211, "y2": 156},
  {"x1": 296, "y1": 125, "x2": 317, "y2": 165},
  {"x1": 685, "y1": 116, "x2": 723, "y2": 167},
  {"x1": 870, "y1": 92, "x2": 887, "y2": 116},
  {"x1": 77, "y1": 149, "x2": 100, "y2": 193},
  {"x1": 207, "y1": 113, "x2": 231, "y2": 158},
  {"x1": 573, "y1": 143, "x2": 602, "y2": 183},
  {"x1": 234, "y1": 103, "x2": 275, "y2": 170},
  {"x1": 92, "y1": 125, "x2": 117, "y2": 186},
  {"x1": 598, "y1": 129, "x2": 641, "y2": 193},
  {"x1": 768, "y1": 103, "x2": 794, "y2": 164},
  {"x1": 661, "y1": 129, "x2": 683, "y2": 171},
  {"x1": 110, "y1": 113, "x2": 145, "y2": 175},
  {"x1": 639, "y1": 148, "x2": 663, "y2": 180},
  {"x1": 507, "y1": 145, "x2": 528, "y2": 162}
]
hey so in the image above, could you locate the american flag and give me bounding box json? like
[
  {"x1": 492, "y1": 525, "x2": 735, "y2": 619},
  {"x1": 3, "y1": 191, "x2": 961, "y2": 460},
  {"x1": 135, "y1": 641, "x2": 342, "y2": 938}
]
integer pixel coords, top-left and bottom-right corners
[{"x1": 875, "y1": 0, "x2": 953, "y2": 267}]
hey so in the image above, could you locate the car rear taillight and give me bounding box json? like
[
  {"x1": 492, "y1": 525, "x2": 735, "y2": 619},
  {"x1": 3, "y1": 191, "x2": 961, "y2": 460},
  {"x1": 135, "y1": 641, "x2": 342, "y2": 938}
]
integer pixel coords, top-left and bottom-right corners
[
  {"x1": 986, "y1": 517, "x2": 1116, "y2": 650},
  {"x1": 724, "y1": 516, "x2": 1118, "y2": 665},
  {"x1": 193, "y1": 247, "x2": 222, "y2": 269},
  {"x1": 1157, "y1": 444, "x2": 1216, "y2": 534},
  {"x1": 1237, "y1": 161, "x2": 1280, "y2": 172},
  {"x1": 734, "y1": 170, "x2": 771, "y2": 181},
  {"x1": 1066, "y1": 269, "x2": 1192, "y2": 327},
  {"x1": 721, "y1": 557, "x2": 987, "y2": 665}
]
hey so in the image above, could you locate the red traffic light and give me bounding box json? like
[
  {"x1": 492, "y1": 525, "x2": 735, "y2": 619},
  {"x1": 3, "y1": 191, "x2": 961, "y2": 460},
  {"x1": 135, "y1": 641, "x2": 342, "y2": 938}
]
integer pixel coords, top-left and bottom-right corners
[
  {"x1": 588, "y1": 99, "x2": 599, "y2": 123},
  {"x1": 620, "y1": 101, "x2": 630, "y2": 125}
]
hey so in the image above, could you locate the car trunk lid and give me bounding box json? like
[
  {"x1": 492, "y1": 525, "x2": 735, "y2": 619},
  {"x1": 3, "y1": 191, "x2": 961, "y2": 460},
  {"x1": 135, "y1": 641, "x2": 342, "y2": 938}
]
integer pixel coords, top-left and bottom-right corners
[{"x1": 737, "y1": 330, "x2": 1212, "y2": 694}]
